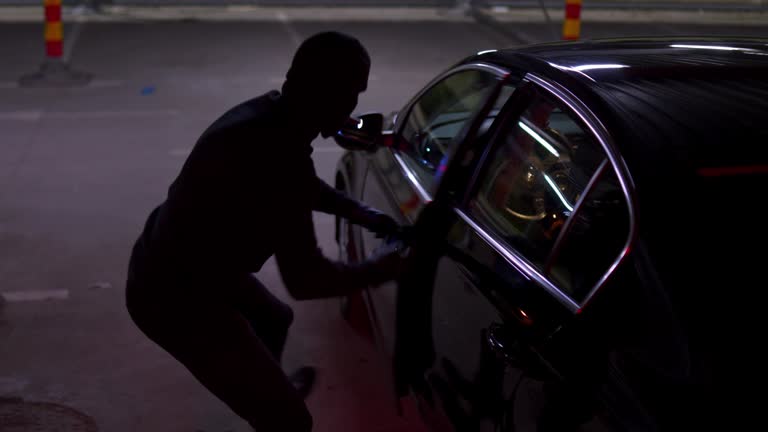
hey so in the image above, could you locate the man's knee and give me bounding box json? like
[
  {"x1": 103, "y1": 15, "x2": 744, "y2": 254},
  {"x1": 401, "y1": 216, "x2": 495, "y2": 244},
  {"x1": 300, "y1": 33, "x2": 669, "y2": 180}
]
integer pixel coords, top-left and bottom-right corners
[
  {"x1": 125, "y1": 275, "x2": 151, "y2": 332},
  {"x1": 249, "y1": 400, "x2": 312, "y2": 432},
  {"x1": 281, "y1": 304, "x2": 295, "y2": 329},
  {"x1": 252, "y1": 301, "x2": 293, "y2": 335},
  {"x1": 289, "y1": 404, "x2": 313, "y2": 432}
]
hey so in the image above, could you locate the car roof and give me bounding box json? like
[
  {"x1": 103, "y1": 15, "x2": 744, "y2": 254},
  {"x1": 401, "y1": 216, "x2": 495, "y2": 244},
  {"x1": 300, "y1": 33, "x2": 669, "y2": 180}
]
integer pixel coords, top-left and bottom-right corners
[
  {"x1": 467, "y1": 38, "x2": 768, "y2": 187},
  {"x1": 473, "y1": 37, "x2": 768, "y2": 83}
]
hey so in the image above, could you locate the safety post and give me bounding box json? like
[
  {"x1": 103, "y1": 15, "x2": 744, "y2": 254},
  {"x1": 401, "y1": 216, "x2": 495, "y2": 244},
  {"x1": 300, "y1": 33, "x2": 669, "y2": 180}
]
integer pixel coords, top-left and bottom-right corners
[
  {"x1": 45, "y1": 0, "x2": 64, "y2": 58},
  {"x1": 562, "y1": 0, "x2": 582, "y2": 41},
  {"x1": 19, "y1": 0, "x2": 91, "y2": 87}
]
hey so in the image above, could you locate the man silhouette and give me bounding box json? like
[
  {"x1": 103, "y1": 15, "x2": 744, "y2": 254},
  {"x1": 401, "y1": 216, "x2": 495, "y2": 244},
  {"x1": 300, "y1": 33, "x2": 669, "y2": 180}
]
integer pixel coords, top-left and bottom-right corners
[{"x1": 126, "y1": 32, "x2": 402, "y2": 431}]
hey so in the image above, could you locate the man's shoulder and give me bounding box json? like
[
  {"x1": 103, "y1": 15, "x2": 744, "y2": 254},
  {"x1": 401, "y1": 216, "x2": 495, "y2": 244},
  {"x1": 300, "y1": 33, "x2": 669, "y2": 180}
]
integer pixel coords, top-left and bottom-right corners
[
  {"x1": 237, "y1": 90, "x2": 282, "y2": 120},
  {"x1": 202, "y1": 91, "x2": 283, "y2": 139}
]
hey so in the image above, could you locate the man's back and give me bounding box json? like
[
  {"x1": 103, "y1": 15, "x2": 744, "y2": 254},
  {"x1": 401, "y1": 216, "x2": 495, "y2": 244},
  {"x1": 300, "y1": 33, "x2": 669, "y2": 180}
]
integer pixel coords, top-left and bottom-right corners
[{"x1": 147, "y1": 91, "x2": 312, "y2": 278}]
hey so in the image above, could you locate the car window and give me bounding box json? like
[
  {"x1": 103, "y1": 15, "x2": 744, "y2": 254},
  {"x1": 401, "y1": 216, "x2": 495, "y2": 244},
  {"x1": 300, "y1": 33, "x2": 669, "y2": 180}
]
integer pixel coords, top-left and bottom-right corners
[
  {"x1": 477, "y1": 83, "x2": 516, "y2": 137},
  {"x1": 400, "y1": 69, "x2": 500, "y2": 191},
  {"x1": 546, "y1": 170, "x2": 629, "y2": 302},
  {"x1": 468, "y1": 90, "x2": 610, "y2": 278}
]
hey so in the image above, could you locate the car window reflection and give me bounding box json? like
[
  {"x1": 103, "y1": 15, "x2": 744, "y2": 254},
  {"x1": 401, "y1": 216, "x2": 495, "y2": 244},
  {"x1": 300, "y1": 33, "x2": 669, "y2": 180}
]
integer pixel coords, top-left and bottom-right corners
[
  {"x1": 468, "y1": 90, "x2": 628, "y2": 302},
  {"x1": 400, "y1": 69, "x2": 502, "y2": 191}
]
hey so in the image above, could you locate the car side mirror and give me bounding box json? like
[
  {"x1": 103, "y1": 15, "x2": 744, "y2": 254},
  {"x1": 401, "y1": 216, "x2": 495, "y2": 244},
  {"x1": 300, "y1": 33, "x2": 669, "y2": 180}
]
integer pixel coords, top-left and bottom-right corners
[{"x1": 333, "y1": 112, "x2": 384, "y2": 152}]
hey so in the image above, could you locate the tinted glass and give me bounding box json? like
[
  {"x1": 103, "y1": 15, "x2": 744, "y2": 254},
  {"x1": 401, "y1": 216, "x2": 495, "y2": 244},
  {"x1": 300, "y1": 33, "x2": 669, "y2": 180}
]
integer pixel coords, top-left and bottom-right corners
[
  {"x1": 470, "y1": 92, "x2": 606, "y2": 271},
  {"x1": 547, "y1": 170, "x2": 630, "y2": 301},
  {"x1": 400, "y1": 69, "x2": 499, "y2": 189}
]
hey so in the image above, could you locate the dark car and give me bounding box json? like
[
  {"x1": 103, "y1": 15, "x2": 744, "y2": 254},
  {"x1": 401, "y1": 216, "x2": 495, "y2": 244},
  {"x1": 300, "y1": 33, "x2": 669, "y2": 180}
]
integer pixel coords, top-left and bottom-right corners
[{"x1": 334, "y1": 38, "x2": 768, "y2": 432}]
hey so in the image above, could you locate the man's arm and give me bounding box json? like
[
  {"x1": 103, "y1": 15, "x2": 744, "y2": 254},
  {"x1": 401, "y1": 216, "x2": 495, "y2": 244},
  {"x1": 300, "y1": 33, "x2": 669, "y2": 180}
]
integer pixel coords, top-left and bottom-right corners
[
  {"x1": 312, "y1": 175, "x2": 363, "y2": 219},
  {"x1": 274, "y1": 201, "x2": 401, "y2": 301},
  {"x1": 313, "y1": 176, "x2": 399, "y2": 236},
  {"x1": 273, "y1": 156, "x2": 399, "y2": 299}
]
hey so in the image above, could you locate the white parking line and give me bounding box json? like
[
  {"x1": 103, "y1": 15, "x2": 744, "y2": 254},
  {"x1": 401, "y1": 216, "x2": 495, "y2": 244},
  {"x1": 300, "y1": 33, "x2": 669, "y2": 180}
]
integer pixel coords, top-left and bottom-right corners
[
  {"x1": 313, "y1": 147, "x2": 344, "y2": 153},
  {"x1": 168, "y1": 148, "x2": 191, "y2": 157},
  {"x1": 1, "y1": 109, "x2": 178, "y2": 120},
  {"x1": 0, "y1": 80, "x2": 125, "y2": 90},
  {"x1": 1, "y1": 289, "x2": 69, "y2": 302},
  {"x1": 63, "y1": 8, "x2": 86, "y2": 63},
  {"x1": 87, "y1": 80, "x2": 126, "y2": 88},
  {"x1": 277, "y1": 11, "x2": 302, "y2": 47},
  {"x1": 44, "y1": 109, "x2": 180, "y2": 119},
  {"x1": 0, "y1": 111, "x2": 43, "y2": 121},
  {"x1": 88, "y1": 281, "x2": 113, "y2": 290},
  {"x1": 171, "y1": 147, "x2": 338, "y2": 156},
  {"x1": 0, "y1": 377, "x2": 28, "y2": 394}
]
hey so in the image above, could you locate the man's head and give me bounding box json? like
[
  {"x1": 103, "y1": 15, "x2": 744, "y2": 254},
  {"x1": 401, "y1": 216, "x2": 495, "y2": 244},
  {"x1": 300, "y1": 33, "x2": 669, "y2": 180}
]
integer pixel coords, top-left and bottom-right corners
[{"x1": 282, "y1": 32, "x2": 370, "y2": 138}]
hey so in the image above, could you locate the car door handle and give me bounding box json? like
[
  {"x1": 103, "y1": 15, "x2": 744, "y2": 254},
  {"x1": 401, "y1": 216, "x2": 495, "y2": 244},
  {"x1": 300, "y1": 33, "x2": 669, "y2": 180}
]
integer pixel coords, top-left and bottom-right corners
[
  {"x1": 487, "y1": 323, "x2": 553, "y2": 380},
  {"x1": 486, "y1": 323, "x2": 517, "y2": 363}
]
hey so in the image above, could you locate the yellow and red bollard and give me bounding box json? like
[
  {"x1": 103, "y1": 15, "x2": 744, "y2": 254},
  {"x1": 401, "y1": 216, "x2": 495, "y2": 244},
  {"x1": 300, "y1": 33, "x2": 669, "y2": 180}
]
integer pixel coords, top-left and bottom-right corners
[
  {"x1": 562, "y1": 0, "x2": 582, "y2": 41},
  {"x1": 44, "y1": 0, "x2": 64, "y2": 59},
  {"x1": 19, "y1": 0, "x2": 91, "y2": 87}
]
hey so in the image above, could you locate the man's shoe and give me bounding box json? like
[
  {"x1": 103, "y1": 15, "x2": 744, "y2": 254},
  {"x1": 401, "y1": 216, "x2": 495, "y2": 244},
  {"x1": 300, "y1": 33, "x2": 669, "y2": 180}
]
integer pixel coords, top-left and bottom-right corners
[{"x1": 289, "y1": 366, "x2": 316, "y2": 399}]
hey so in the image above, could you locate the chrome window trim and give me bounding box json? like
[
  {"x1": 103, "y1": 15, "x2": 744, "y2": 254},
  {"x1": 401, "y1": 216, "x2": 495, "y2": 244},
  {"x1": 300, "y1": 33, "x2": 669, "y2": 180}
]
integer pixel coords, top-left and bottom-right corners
[
  {"x1": 455, "y1": 208, "x2": 581, "y2": 312},
  {"x1": 396, "y1": 62, "x2": 510, "y2": 136},
  {"x1": 459, "y1": 63, "x2": 510, "y2": 78},
  {"x1": 388, "y1": 62, "x2": 510, "y2": 204},
  {"x1": 393, "y1": 151, "x2": 433, "y2": 202},
  {"x1": 545, "y1": 159, "x2": 610, "y2": 274},
  {"x1": 524, "y1": 72, "x2": 638, "y2": 311}
]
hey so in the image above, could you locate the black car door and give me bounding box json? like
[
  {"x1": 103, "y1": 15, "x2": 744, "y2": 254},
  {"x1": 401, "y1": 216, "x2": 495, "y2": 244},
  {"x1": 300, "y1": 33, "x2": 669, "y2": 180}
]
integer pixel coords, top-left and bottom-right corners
[
  {"x1": 358, "y1": 65, "x2": 511, "y2": 359},
  {"x1": 401, "y1": 75, "x2": 635, "y2": 432}
]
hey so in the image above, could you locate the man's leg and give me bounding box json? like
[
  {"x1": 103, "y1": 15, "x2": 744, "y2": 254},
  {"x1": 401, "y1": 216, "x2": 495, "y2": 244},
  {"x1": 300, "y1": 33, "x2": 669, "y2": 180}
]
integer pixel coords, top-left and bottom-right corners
[
  {"x1": 229, "y1": 275, "x2": 317, "y2": 399},
  {"x1": 229, "y1": 274, "x2": 294, "y2": 363},
  {"x1": 127, "y1": 283, "x2": 312, "y2": 432},
  {"x1": 176, "y1": 306, "x2": 312, "y2": 431}
]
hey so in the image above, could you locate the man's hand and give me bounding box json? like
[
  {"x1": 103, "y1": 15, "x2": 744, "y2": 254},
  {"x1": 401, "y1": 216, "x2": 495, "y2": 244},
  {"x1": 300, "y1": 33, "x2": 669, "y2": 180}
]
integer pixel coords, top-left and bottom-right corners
[
  {"x1": 366, "y1": 238, "x2": 409, "y2": 284},
  {"x1": 353, "y1": 206, "x2": 399, "y2": 237}
]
